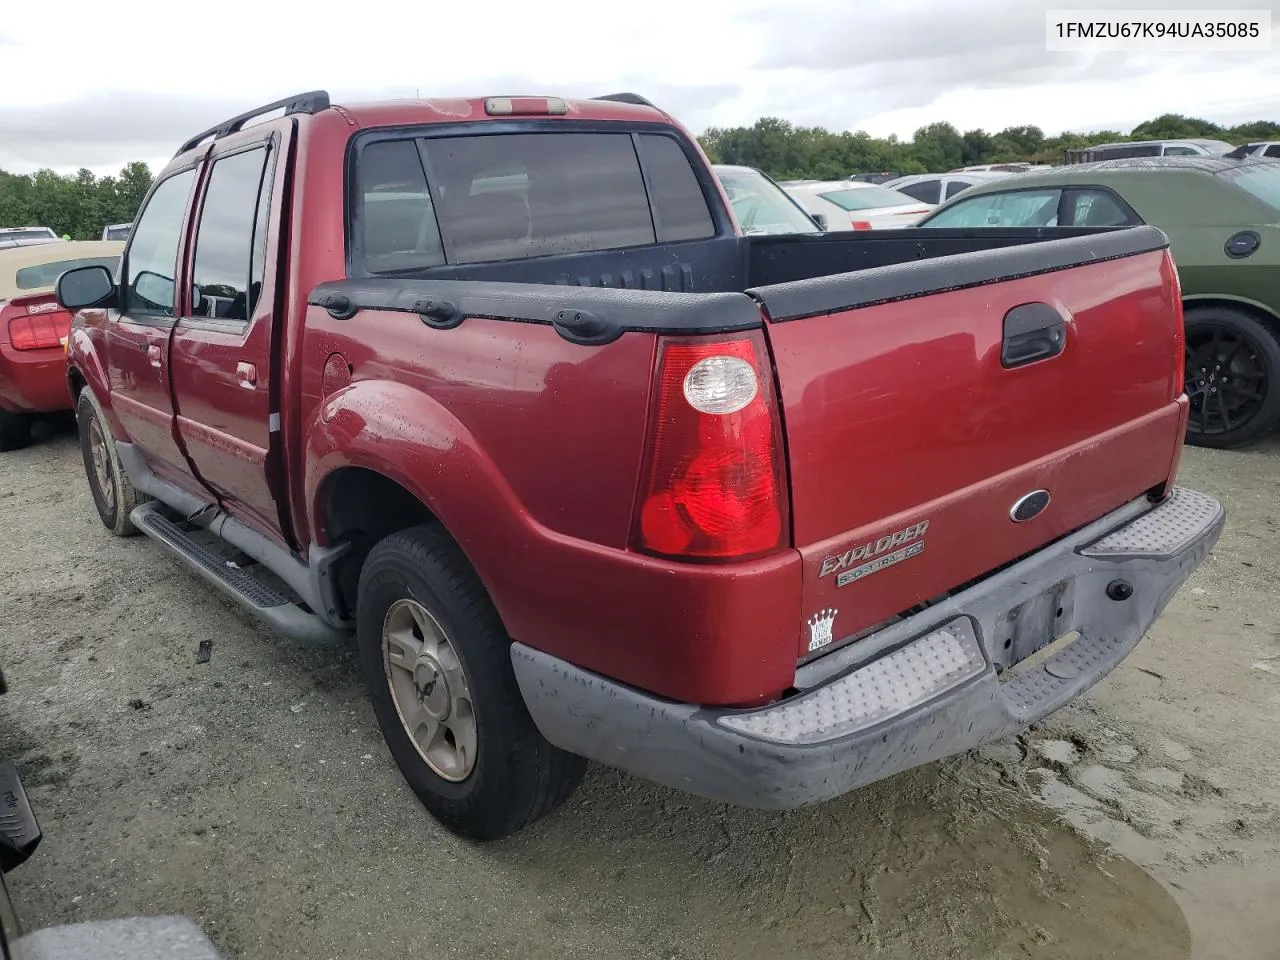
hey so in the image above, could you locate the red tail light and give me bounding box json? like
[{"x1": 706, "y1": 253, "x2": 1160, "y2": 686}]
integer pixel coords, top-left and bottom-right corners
[
  {"x1": 7, "y1": 307, "x2": 71, "y2": 351},
  {"x1": 850, "y1": 219, "x2": 873, "y2": 230},
  {"x1": 633, "y1": 333, "x2": 789, "y2": 561}
]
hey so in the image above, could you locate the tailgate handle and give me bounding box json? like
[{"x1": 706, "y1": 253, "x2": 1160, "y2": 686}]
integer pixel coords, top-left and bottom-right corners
[{"x1": 1002, "y1": 302, "x2": 1065, "y2": 369}]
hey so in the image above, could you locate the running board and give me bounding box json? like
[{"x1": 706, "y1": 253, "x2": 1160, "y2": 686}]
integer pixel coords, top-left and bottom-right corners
[{"x1": 131, "y1": 503, "x2": 347, "y2": 644}]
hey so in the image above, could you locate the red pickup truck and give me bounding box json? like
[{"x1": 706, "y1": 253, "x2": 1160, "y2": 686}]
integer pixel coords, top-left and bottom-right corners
[{"x1": 57, "y1": 90, "x2": 1224, "y2": 840}]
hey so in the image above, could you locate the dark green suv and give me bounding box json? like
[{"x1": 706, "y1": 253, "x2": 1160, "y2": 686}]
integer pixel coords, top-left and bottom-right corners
[{"x1": 918, "y1": 156, "x2": 1280, "y2": 449}]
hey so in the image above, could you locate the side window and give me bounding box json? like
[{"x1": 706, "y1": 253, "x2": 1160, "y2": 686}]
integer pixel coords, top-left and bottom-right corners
[
  {"x1": 944, "y1": 179, "x2": 973, "y2": 200},
  {"x1": 898, "y1": 180, "x2": 939, "y2": 204},
  {"x1": 356, "y1": 139, "x2": 445, "y2": 275},
  {"x1": 123, "y1": 169, "x2": 196, "y2": 316},
  {"x1": 1163, "y1": 146, "x2": 1198, "y2": 156},
  {"x1": 635, "y1": 134, "x2": 715, "y2": 241},
  {"x1": 1066, "y1": 189, "x2": 1140, "y2": 227},
  {"x1": 190, "y1": 147, "x2": 271, "y2": 322},
  {"x1": 922, "y1": 189, "x2": 1063, "y2": 228},
  {"x1": 249, "y1": 151, "x2": 277, "y2": 315},
  {"x1": 1265, "y1": 145, "x2": 1280, "y2": 158}
]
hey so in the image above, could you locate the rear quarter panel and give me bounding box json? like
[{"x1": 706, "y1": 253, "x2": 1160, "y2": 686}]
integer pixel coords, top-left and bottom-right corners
[{"x1": 300, "y1": 307, "x2": 804, "y2": 704}]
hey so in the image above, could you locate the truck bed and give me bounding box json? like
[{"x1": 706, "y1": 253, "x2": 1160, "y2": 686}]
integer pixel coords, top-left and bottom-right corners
[{"x1": 337, "y1": 225, "x2": 1140, "y2": 295}]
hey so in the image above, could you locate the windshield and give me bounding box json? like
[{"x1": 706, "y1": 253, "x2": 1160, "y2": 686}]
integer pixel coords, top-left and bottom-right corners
[
  {"x1": 816, "y1": 186, "x2": 916, "y2": 211},
  {"x1": 1221, "y1": 165, "x2": 1280, "y2": 213},
  {"x1": 715, "y1": 167, "x2": 819, "y2": 235}
]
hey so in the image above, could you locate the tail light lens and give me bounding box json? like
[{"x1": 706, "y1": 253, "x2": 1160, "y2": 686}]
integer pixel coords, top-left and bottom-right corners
[
  {"x1": 633, "y1": 333, "x2": 789, "y2": 561},
  {"x1": 7, "y1": 307, "x2": 72, "y2": 351},
  {"x1": 850, "y1": 219, "x2": 873, "y2": 230}
]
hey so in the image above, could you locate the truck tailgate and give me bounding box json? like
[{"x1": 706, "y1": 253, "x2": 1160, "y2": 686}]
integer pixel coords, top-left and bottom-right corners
[{"x1": 750, "y1": 228, "x2": 1185, "y2": 662}]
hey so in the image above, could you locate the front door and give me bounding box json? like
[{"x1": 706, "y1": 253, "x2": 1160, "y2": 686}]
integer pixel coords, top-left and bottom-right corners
[
  {"x1": 170, "y1": 139, "x2": 285, "y2": 540},
  {"x1": 106, "y1": 166, "x2": 199, "y2": 480}
]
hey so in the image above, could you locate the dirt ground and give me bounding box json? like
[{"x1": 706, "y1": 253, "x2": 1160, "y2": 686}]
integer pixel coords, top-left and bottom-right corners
[{"x1": 0, "y1": 418, "x2": 1277, "y2": 960}]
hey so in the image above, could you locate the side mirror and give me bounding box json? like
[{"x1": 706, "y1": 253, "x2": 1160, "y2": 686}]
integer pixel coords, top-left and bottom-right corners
[
  {"x1": 133, "y1": 271, "x2": 175, "y2": 312},
  {"x1": 811, "y1": 213, "x2": 828, "y2": 231},
  {"x1": 55, "y1": 265, "x2": 116, "y2": 311}
]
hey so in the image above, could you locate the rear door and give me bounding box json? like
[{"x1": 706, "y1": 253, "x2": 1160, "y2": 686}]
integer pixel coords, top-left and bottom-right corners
[
  {"x1": 169, "y1": 136, "x2": 284, "y2": 540},
  {"x1": 106, "y1": 166, "x2": 200, "y2": 478},
  {"x1": 753, "y1": 230, "x2": 1185, "y2": 662}
]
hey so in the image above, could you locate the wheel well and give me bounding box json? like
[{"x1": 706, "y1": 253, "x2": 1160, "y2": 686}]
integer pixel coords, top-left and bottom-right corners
[
  {"x1": 320, "y1": 467, "x2": 438, "y2": 617},
  {"x1": 67, "y1": 366, "x2": 86, "y2": 401},
  {"x1": 1183, "y1": 297, "x2": 1280, "y2": 334}
]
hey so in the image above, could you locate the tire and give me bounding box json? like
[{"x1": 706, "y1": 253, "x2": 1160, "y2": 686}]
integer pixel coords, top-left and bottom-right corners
[
  {"x1": 0, "y1": 409, "x2": 32, "y2": 453},
  {"x1": 1183, "y1": 305, "x2": 1280, "y2": 449},
  {"x1": 75, "y1": 389, "x2": 147, "y2": 536},
  {"x1": 356, "y1": 524, "x2": 586, "y2": 841}
]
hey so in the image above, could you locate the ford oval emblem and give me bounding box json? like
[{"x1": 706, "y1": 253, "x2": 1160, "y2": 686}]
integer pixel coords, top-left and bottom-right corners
[{"x1": 1010, "y1": 489, "x2": 1051, "y2": 523}]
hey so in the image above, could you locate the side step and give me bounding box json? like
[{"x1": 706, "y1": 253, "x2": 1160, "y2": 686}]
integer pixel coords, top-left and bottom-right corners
[{"x1": 131, "y1": 503, "x2": 348, "y2": 644}]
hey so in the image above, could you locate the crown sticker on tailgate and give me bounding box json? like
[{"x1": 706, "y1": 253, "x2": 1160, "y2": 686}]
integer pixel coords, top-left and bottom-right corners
[{"x1": 819, "y1": 520, "x2": 929, "y2": 588}]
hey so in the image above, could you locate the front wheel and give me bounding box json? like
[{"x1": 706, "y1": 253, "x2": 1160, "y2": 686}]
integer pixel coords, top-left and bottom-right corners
[
  {"x1": 1183, "y1": 306, "x2": 1280, "y2": 449},
  {"x1": 76, "y1": 390, "x2": 147, "y2": 536},
  {"x1": 356, "y1": 524, "x2": 586, "y2": 841}
]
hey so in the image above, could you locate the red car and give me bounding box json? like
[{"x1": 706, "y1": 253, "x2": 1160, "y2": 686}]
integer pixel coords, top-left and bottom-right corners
[
  {"x1": 58, "y1": 90, "x2": 1222, "y2": 840},
  {"x1": 0, "y1": 240, "x2": 123, "y2": 450}
]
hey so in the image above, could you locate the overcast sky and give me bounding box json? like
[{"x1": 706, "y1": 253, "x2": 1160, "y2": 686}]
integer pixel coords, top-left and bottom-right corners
[{"x1": 2, "y1": 0, "x2": 1276, "y2": 175}]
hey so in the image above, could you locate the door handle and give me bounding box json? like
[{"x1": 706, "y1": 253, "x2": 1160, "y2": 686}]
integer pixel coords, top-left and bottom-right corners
[
  {"x1": 1002, "y1": 302, "x2": 1066, "y2": 369},
  {"x1": 236, "y1": 361, "x2": 258, "y2": 389},
  {"x1": 147, "y1": 345, "x2": 162, "y2": 368}
]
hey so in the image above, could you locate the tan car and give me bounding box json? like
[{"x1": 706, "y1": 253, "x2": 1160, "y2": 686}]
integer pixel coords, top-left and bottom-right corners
[{"x1": 1, "y1": 240, "x2": 124, "y2": 450}]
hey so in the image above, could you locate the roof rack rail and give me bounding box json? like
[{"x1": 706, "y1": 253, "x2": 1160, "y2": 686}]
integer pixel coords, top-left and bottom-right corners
[
  {"x1": 175, "y1": 90, "x2": 332, "y2": 157},
  {"x1": 592, "y1": 92, "x2": 657, "y2": 108}
]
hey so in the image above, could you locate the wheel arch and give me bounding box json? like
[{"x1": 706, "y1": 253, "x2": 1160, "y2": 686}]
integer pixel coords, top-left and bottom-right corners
[
  {"x1": 304, "y1": 381, "x2": 535, "y2": 628},
  {"x1": 1182, "y1": 294, "x2": 1280, "y2": 332}
]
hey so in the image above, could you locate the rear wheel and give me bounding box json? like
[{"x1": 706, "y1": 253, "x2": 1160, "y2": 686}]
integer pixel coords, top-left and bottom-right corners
[
  {"x1": 76, "y1": 390, "x2": 146, "y2": 536},
  {"x1": 0, "y1": 410, "x2": 31, "y2": 452},
  {"x1": 356, "y1": 524, "x2": 586, "y2": 841},
  {"x1": 1183, "y1": 305, "x2": 1280, "y2": 449}
]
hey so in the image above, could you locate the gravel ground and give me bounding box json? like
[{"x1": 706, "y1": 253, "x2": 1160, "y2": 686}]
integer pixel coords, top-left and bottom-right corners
[{"x1": 0, "y1": 418, "x2": 1277, "y2": 960}]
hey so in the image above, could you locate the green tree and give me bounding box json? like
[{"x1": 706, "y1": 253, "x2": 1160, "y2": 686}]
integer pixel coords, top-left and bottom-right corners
[
  {"x1": 1129, "y1": 113, "x2": 1222, "y2": 140},
  {"x1": 907, "y1": 122, "x2": 965, "y2": 172},
  {"x1": 0, "y1": 162, "x2": 153, "y2": 240}
]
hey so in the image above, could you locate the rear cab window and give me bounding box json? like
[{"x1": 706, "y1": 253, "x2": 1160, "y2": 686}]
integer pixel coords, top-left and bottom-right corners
[{"x1": 351, "y1": 129, "x2": 717, "y2": 274}]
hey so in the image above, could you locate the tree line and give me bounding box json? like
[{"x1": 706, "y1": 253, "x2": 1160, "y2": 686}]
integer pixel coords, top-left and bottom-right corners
[
  {"x1": 698, "y1": 112, "x2": 1280, "y2": 181},
  {"x1": 3, "y1": 111, "x2": 1278, "y2": 237},
  {"x1": 0, "y1": 162, "x2": 154, "y2": 241}
]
